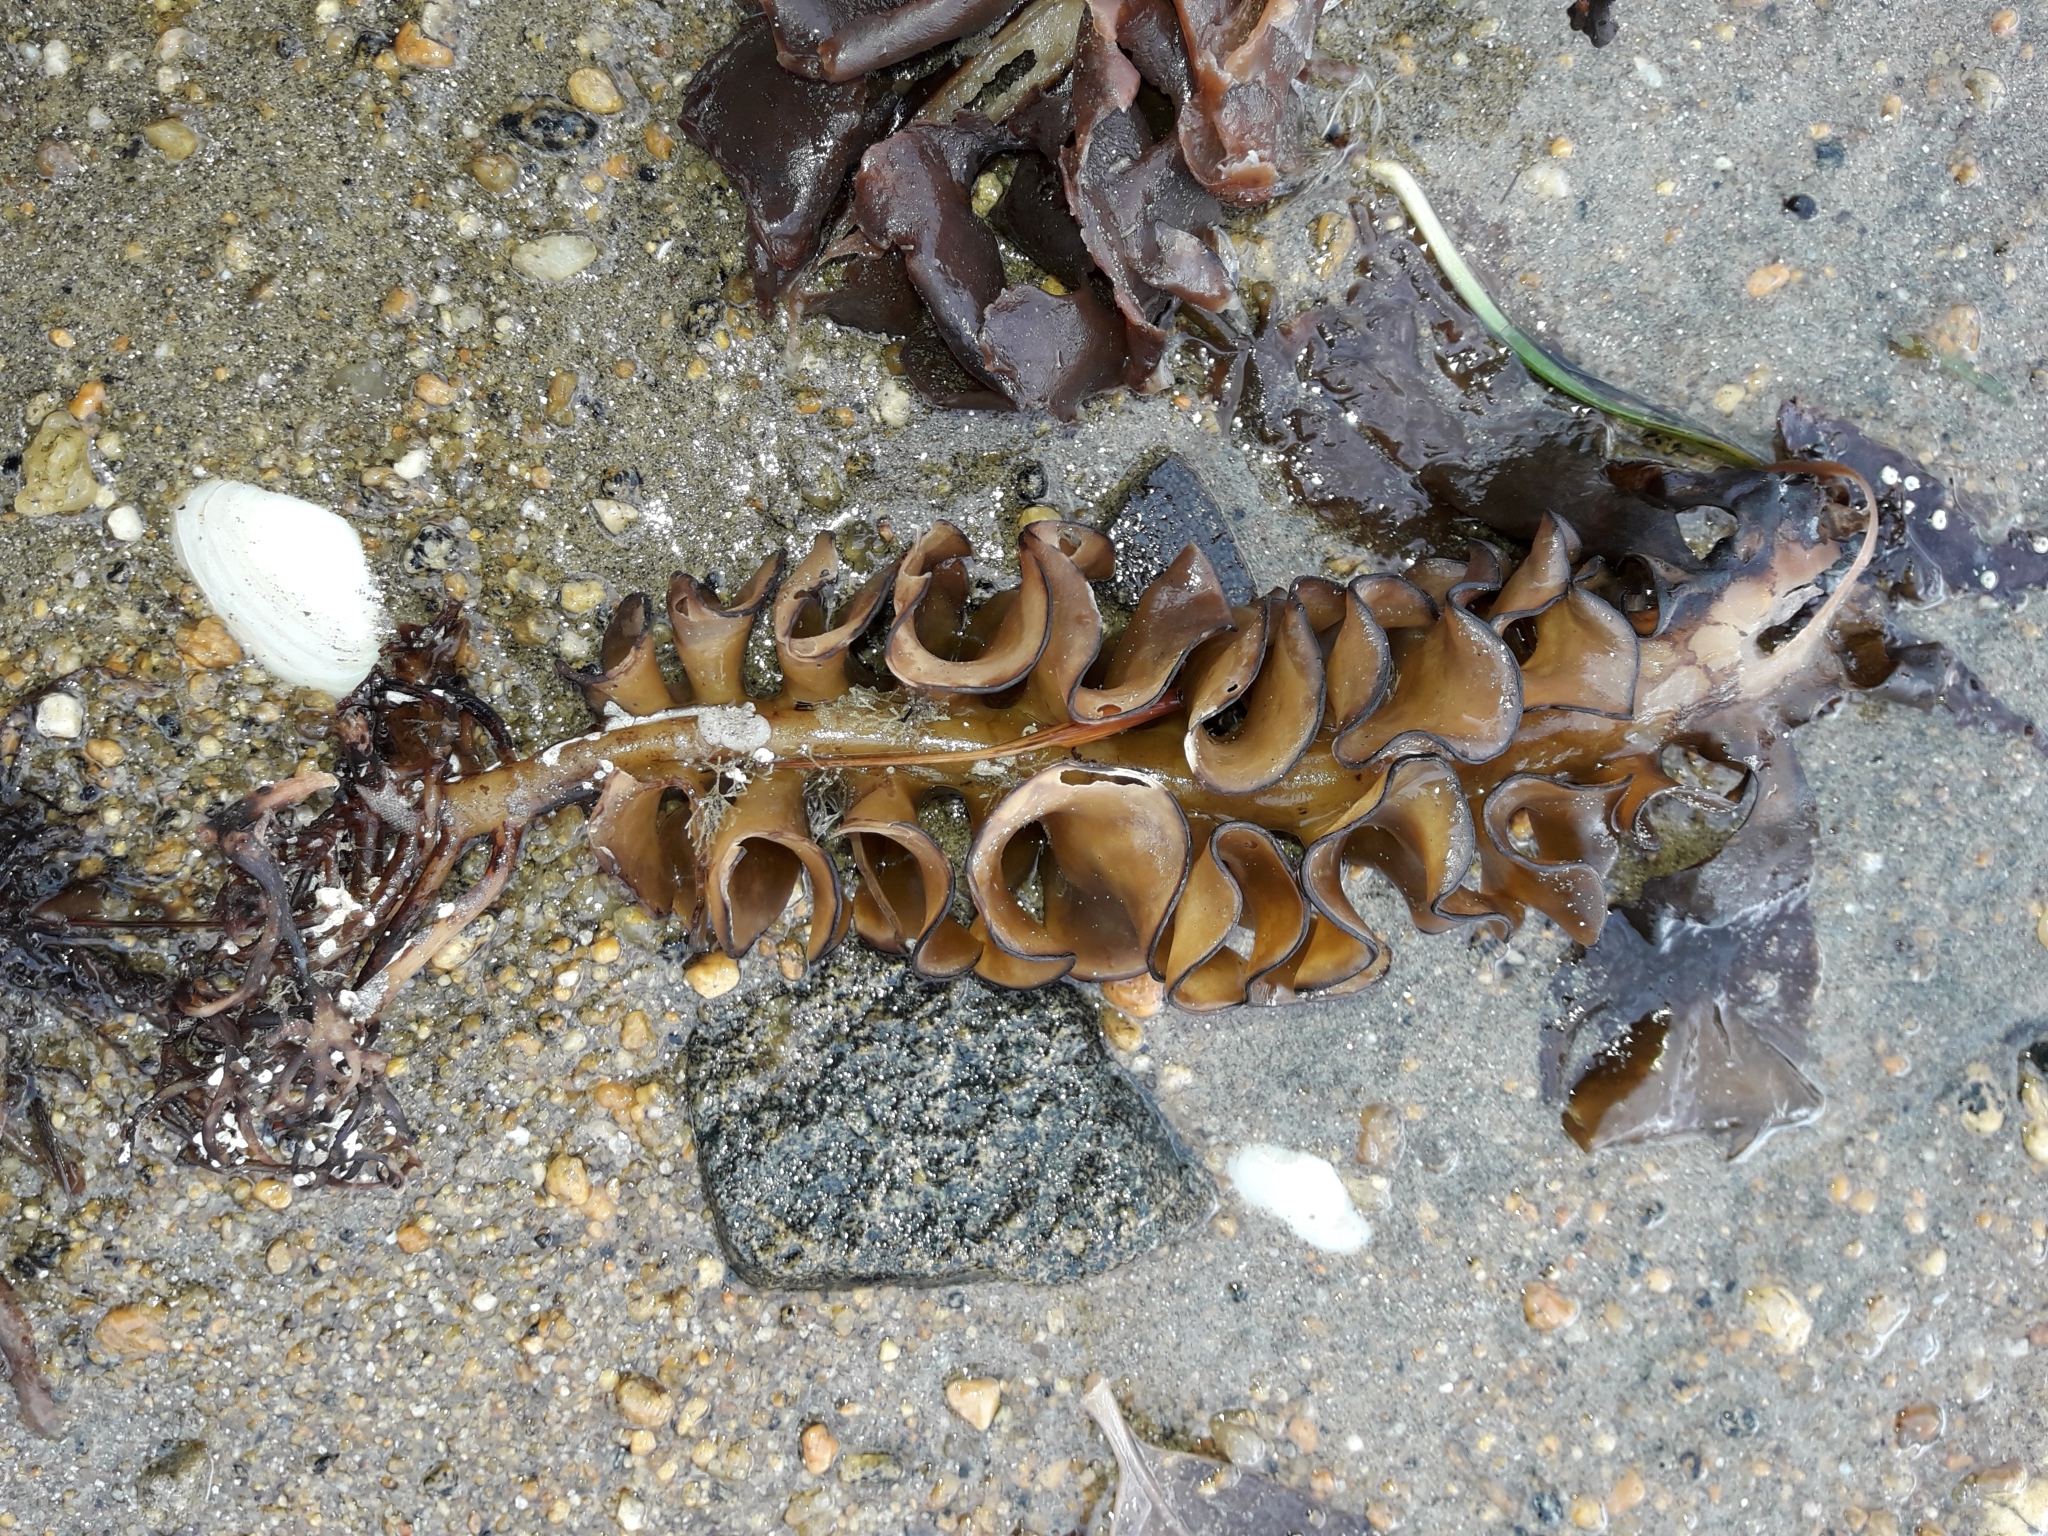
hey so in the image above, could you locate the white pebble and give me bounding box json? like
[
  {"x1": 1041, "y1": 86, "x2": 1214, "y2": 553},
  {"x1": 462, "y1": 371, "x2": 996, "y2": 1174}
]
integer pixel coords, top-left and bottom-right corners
[
  {"x1": 391, "y1": 447, "x2": 431, "y2": 480},
  {"x1": 511, "y1": 233, "x2": 600, "y2": 282},
  {"x1": 105, "y1": 504, "x2": 145, "y2": 542},
  {"x1": 590, "y1": 497, "x2": 639, "y2": 535},
  {"x1": 1633, "y1": 55, "x2": 1664, "y2": 87},
  {"x1": 1525, "y1": 163, "x2": 1571, "y2": 199},
  {"x1": 41, "y1": 40, "x2": 73, "y2": 77},
  {"x1": 34, "y1": 693, "x2": 84, "y2": 740},
  {"x1": 875, "y1": 380, "x2": 912, "y2": 428},
  {"x1": 1226, "y1": 1144, "x2": 1372, "y2": 1254}
]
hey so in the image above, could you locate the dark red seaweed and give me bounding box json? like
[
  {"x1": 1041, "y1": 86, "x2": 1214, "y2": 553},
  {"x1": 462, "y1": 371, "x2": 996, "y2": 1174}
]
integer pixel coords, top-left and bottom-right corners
[
  {"x1": 1780, "y1": 402, "x2": 2048, "y2": 604},
  {"x1": 852, "y1": 116, "x2": 1127, "y2": 417},
  {"x1": 1169, "y1": 0, "x2": 1318, "y2": 204},
  {"x1": 760, "y1": 0, "x2": 1025, "y2": 83},
  {"x1": 1063, "y1": 0, "x2": 1232, "y2": 384},
  {"x1": 677, "y1": 16, "x2": 899, "y2": 301}
]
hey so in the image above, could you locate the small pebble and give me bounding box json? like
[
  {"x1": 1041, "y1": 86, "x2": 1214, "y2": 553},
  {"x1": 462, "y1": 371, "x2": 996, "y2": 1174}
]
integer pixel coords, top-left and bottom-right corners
[
  {"x1": 591, "y1": 497, "x2": 640, "y2": 535},
  {"x1": 96, "y1": 1302, "x2": 168, "y2": 1358},
  {"x1": 800, "y1": 1422, "x2": 839, "y2": 1474},
  {"x1": 395, "y1": 1222, "x2": 432, "y2": 1254},
  {"x1": 265, "y1": 1239, "x2": 296, "y2": 1275},
  {"x1": 1784, "y1": 193, "x2": 1817, "y2": 219},
  {"x1": 945, "y1": 1377, "x2": 1002, "y2": 1432},
  {"x1": 1746, "y1": 263, "x2": 1791, "y2": 297},
  {"x1": 392, "y1": 447, "x2": 431, "y2": 481},
  {"x1": 143, "y1": 118, "x2": 199, "y2": 160},
  {"x1": 470, "y1": 152, "x2": 520, "y2": 193},
  {"x1": 15, "y1": 414, "x2": 97, "y2": 516},
  {"x1": 1099, "y1": 1005, "x2": 1142, "y2": 1052},
  {"x1": 175, "y1": 616, "x2": 245, "y2": 671},
  {"x1": 1607, "y1": 1470, "x2": 1647, "y2": 1514},
  {"x1": 644, "y1": 123, "x2": 675, "y2": 160},
  {"x1": 1959, "y1": 1079, "x2": 2005, "y2": 1135},
  {"x1": 68, "y1": 380, "x2": 107, "y2": 420},
  {"x1": 1742, "y1": 1284, "x2": 1811, "y2": 1352},
  {"x1": 512, "y1": 233, "x2": 601, "y2": 282},
  {"x1": 1210, "y1": 1414, "x2": 1266, "y2": 1468},
  {"x1": 1963, "y1": 68, "x2": 2005, "y2": 111},
  {"x1": 1894, "y1": 1401, "x2": 1944, "y2": 1446},
  {"x1": 1569, "y1": 1493, "x2": 1608, "y2": 1531},
  {"x1": 106, "y1": 504, "x2": 145, "y2": 541},
  {"x1": 1522, "y1": 1280, "x2": 1579, "y2": 1333},
  {"x1": 1356, "y1": 1102, "x2": 1404, "y2": 1170},
  {"x1": 545, "y1": 1153, "x2": 592, "y2": 1206},
  {"x1": 83, "y1": 738, "x2": 124, "y2": 768},
  {"x1": 41, "y1": 39, "x2": 73, "y2": 77},
  {"x1": 1914, "y1": 1246, "x2": 1948, "y2": 1277},
  {"x1": 36, "y1": 138, "x2": 82, "y2": 182},
  {"x1": 875, "y1": 380, "x2": 912, "y2": 428},
  {"x1": 34, "y1": 694, "x2": 84, "y2": 740},
  {"x1": 615, "y1": 1374, "x2": 673, "y2": 1429},
  {"x1": 414, "y1": 372, "x2": 459, "y2": 406},
  {"x1": 686, "y1": 952, "x2": 740, "y2": 998},
  {"x1": 1712, "y1": 383, "x2": 1747, "y2": 414},
  {"x1": 1308, "y1": 209, "x2": 1357, "y2": 280},
  {"x1": 568, "y1": 67, "x2": 624, "y2": 114},
  {"x1": 504, "y1": 98, "x2": 599, "y2": 153},
  {"x1": 1101, "y1": 973, "x2": 1162, "y2": 1019},
  {"x1": 1548, "y1": 136, "x2": 1574, "y2": 157},
  {"x1": 1526, "y1": 163, "x2": 1571, "y2": 198},
  {"x1": 1989, "y1": 8, "x2": 2018, "y2": 36},
  {"x1": 615, "y1": 1493, "x2": 647, "y2": 1532},
  {"x1": 393, "y1": 20, "x2": 454, "y2": 69},
  {"x1": 381, "y1": 285, "x2": 419, "y2": 323},
  {"x1": 560, "y1": 578, "x2": 607, "y2": 615},
  {"x1": 251, "y1": 1178, "x2": 292, "y2": 1211},
  {"x1": 2024, "y1": 1123, "x2": 2048, "y2": 1166}
]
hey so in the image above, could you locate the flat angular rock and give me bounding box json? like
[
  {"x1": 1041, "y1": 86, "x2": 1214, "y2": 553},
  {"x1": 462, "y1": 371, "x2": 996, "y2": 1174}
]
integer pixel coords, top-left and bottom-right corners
[
  {"x1": 687, "y1": 950, "x2": 1213, "y2": 1288},
  {"x1": 1110, "y1": 455, "x2": 1254, "y2": 607}
]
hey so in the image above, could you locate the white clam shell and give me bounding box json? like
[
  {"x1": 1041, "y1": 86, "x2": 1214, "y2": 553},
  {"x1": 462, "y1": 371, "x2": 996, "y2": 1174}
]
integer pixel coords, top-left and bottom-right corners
[
  {"x1": 1225, "y1": 1143, "x2": 1373, "y2": 1254},
  {"x1": 171, "y1": 480, "x2": 387, "y2": 696}
]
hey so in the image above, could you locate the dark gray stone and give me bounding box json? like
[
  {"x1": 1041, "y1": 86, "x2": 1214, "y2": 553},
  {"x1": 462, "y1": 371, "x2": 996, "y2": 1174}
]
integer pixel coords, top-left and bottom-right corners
[
  {"x1": 686, "y1": 951, "x2": 1213, "y2": 1289},
  {"x1": 1109, "y1": 455, "x2": 1255, "y2": 606}
]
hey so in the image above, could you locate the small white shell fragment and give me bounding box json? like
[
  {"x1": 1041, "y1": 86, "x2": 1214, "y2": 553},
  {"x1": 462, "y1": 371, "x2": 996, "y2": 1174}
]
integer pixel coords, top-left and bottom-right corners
[
  {"x1": 698, "y1": 704, "x2": 772, "y2": 754},
  {"x1": 105, "y1": 504, "x2": 145, "y2": 542},
  {"x1": 34, "y1": 693, "x2": 84, "y2": 740},
  {"x1": 171, "y1": 480, "x2": 387, "y2": 696},
  {"x1": 391, "y1": 446, "x2": 431, "y2": 480},
  {"x1": 511, "y1": 233, "x2": 600, "y2": 282},
  {"x1": 1226, "y1": 1143, "x2": 1372, "y2": 1253}
]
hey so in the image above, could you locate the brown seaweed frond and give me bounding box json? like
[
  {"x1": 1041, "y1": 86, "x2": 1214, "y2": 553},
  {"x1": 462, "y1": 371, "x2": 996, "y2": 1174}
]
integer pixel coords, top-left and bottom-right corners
[{"x1": 138, "y1": 432, "x2": 2009, "y2": 1175}]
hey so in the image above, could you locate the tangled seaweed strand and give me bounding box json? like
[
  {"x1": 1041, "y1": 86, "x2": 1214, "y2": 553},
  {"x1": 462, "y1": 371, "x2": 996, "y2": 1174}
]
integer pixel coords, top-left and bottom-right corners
[
  {"x1": 133, "y1": 611, "x2": 522, "y2": 1193},
  {"x1": 0, "y1": 708, "x2": 173, "y2": 1436}
]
